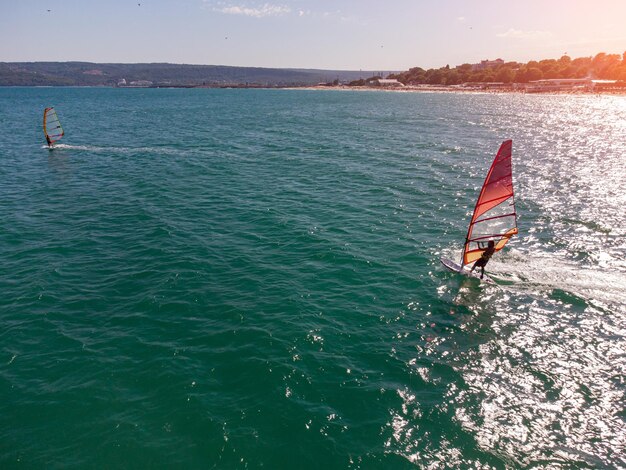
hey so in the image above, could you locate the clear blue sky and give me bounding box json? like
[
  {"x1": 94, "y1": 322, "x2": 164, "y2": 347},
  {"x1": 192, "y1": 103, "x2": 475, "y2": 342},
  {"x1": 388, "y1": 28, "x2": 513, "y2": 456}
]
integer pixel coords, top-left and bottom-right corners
[{"x1": 2, "y1": 0, "x2": 625, "y2": 70}]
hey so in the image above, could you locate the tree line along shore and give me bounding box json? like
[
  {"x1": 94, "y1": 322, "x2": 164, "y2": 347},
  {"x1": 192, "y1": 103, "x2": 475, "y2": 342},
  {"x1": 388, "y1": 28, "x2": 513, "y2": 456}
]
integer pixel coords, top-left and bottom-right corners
[{"x1": 383, "y1": 52, "x2": 626, "y2": 87}]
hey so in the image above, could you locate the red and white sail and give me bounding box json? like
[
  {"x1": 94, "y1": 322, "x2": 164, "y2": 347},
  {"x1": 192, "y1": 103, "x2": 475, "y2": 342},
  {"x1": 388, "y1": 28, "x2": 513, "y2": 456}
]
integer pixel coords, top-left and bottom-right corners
[{"x1": 462, "y1": 140, "x2": 518, "y2": 266}]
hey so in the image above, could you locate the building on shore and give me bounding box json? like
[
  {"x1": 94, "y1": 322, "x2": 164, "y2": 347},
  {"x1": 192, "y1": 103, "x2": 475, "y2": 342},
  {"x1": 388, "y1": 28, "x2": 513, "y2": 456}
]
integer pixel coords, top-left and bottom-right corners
[
  {"x1": 472, "y1": 59, "x2": 505, "y2": 71},
  {"x1": 525, "y1": 78, "x2": 617, "y2": 93},
  {"x1": 524, "y1": 78, "x2": 593, "y2": 93},
  {"x1": 128, "y1": 80, "x2": 153, "y2": 87},
  {"x1": 372, "y1": 78, "x2": 404, "y2": 87}
]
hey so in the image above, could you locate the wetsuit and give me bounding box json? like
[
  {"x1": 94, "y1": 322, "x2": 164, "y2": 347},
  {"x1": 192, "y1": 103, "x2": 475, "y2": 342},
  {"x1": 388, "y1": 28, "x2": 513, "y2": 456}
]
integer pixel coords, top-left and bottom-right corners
[{"x1": 471, "y1": 245, "x2": 496, "y2": 278}]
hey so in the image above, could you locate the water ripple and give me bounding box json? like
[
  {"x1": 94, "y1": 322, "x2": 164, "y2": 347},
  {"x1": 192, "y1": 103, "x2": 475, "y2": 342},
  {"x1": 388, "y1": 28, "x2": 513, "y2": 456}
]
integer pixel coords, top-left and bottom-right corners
[{"x1": 0, "y1": 88, "x2": 624, "y2": 468}]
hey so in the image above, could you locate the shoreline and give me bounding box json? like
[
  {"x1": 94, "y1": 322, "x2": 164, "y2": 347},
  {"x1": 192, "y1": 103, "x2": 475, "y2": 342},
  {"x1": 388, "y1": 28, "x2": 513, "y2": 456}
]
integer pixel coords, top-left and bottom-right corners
[
  {"x1": 4, "y1": 84, "x2": 625, "y2": 96},
  {"x1": 282, "y1": 84, "x2": 626, "y2": 96}
]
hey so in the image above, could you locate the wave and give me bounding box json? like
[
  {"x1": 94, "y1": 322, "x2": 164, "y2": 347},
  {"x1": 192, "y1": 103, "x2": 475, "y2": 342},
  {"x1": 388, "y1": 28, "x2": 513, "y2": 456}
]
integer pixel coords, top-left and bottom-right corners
[
  {"x1": 438, "y1": 244, "x2": 625, "y2": 310},
  {"x1": 44, "y1": 143, "x2": 190, "y2": 156},
  {"x1": 489, "y1": 248, "x2": 626, "y2": 309}
]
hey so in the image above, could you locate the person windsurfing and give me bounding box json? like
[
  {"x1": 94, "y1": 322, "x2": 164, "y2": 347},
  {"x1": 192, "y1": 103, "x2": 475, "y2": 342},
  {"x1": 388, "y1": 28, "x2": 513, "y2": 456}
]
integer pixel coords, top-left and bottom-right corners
[
  {"x1": 43, "y1": 107, "x2": 64, "y2": 149},
  {"x1": 469, "y1": 240, "x2": 495, "y2": 279}
]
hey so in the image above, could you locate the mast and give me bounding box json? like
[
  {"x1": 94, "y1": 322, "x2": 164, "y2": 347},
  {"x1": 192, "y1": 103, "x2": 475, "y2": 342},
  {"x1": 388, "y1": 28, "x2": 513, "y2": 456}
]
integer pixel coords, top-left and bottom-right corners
[{"x1": 460, "y1": 140, "x2": 518, "y2": 268}]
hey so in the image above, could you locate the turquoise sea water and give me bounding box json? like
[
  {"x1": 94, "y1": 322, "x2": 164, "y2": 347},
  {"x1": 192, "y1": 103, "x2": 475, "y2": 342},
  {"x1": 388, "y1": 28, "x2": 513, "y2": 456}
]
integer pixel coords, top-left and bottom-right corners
[{"x1": 1, "y1": 87, "x2": 625, "y2": 468}]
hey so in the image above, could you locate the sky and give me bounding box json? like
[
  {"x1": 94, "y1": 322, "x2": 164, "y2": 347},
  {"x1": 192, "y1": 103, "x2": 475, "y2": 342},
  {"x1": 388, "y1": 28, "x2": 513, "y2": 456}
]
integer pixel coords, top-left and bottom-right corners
[{"x1": 1, "y1": 0, "x2": 625, "y2": 71}]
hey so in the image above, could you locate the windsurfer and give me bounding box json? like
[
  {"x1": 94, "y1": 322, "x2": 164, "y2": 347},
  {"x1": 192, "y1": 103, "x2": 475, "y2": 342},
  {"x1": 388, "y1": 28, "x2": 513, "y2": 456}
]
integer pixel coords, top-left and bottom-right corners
[
  {"x1": 470, "y1": 240, "x2": 495, "y2": 279},
  {"x1": 46, "y1": 134, "x2": 52, "y2": 148}
]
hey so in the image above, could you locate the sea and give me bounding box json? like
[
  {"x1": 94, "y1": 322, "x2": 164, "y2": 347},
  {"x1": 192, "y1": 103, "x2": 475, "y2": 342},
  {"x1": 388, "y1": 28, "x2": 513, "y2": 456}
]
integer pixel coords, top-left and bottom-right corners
[{"x1": 1, "y1": 87, "x2": 624, "y2": 469}]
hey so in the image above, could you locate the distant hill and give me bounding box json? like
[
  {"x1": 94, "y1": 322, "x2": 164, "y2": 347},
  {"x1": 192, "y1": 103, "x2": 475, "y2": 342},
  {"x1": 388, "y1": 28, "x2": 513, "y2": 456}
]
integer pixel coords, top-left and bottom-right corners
[{"x1": 0, "y1": 62, "x2": 380, "y2": 87}]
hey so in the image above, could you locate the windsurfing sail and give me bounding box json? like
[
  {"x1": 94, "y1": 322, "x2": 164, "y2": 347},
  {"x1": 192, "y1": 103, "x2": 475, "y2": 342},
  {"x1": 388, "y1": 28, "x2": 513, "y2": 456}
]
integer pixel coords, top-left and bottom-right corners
[
  {"x1": 462, "y1": 139, "x2": 518, "y2": 266},
  {"x1": 43, "y1": 107, "x2": 64, "y2": 145}
]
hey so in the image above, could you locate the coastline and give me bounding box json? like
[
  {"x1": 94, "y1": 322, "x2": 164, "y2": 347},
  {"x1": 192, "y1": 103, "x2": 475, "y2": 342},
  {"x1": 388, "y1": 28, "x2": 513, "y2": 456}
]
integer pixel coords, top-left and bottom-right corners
[
  {"x1": 282, "y1": 84, "x2": 626, "y2": 96},
  {"x1": 3, "y1": 83, "x2": 625, "y2": 96}
]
